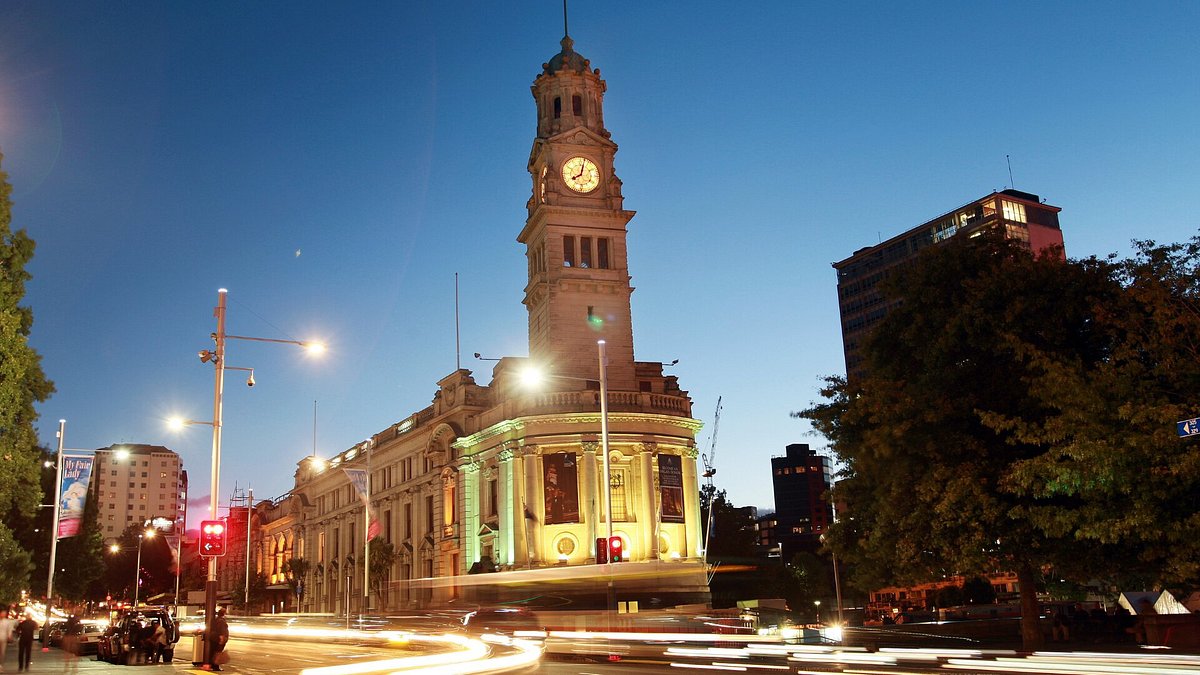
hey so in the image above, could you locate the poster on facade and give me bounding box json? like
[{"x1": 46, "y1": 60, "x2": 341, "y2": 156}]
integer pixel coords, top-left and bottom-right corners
[
  {"x1": 543, "y1": 453, "x2": 580, "y2": 524},
  {"x1": 56, "y1": 456, "x2": 94, "y2": 538},
  {"x1": 658, "y1": 454, "x2": 685, "y2": 524}
]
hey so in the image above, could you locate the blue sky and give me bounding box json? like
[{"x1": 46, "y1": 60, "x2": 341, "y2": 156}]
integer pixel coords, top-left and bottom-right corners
[{"x1": 3, "y1": 2, "x2": 1198, "y2": 515}]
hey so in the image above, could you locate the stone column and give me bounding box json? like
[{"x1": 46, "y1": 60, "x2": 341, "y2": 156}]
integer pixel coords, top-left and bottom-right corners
[
  {"x1": 639, "y1": 442, "x2": 657, "y2": 561},
  {"x1": 497, "y1": 444, "x2": 515, "y2": 566},
  {"x1": 682, "y1": 446, "x2": 702, "y2": 558},
  {"x1": 581, "y1": 440, "x2": 599, "y2": 558},
  {"x1": 522, "y1": 444, "x2": 542, "y2": 565}
]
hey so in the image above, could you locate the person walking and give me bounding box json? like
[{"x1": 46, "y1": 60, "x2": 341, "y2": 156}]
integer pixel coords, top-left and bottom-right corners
[
  {"x1": 0, "y1": 608, "x2": 17, "y2": 671},
  {"x1": 15, "y1": 613, "x2": 37, "y2": 672},
  {"x1": 202, "y1": 607, "x2": 229, "y2": 671},
  {"x1": 62, "y1": 615, "x2": 82, "y2": 675}
]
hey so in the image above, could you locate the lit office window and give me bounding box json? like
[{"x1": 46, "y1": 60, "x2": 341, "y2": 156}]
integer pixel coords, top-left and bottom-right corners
[{"x1": 1001, "y1": 200, "x2": 1027, "y2": 223}]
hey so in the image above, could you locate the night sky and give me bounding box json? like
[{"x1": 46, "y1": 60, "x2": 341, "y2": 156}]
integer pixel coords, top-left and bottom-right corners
[{"x1": 2, "y1": 2, "x2": 1197, "y2": 516}]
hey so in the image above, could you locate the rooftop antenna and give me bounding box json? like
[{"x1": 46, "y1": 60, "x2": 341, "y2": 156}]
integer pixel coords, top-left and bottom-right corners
[
  {"x1": 563, "y1": 0, "x2": 569, "y2": 36},
  {"x1": 455, "y1": 273, "x2": 461, "y2": 371},
  {"x1": 1006, "y1": 154, "x2": 1015, "y2": 189}
]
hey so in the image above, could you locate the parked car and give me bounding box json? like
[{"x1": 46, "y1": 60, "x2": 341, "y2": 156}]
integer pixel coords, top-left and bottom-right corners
[
  {"x1": 44, "y1": 619, "x2": 108, "y2": 655},
  {"x1": 97, "y1": 607, "x2": 179, "y2": 665}
]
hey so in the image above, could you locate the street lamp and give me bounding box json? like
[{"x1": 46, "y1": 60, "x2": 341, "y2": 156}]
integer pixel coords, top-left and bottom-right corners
[
  {"x1": 191, "y1": 288, "x2": 324, "y2": 665},
  {"x1": 134, "y1": 529, "x2": 155, "y2": 607},
  {"x1": 519, "y1": 341, "x2": 615, "y2": 586}
]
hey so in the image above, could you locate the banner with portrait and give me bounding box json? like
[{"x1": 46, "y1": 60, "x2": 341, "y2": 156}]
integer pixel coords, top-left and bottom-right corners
[
  {"x1": 57, "y1": 456, "x2": 95, "y2": 538},
  {"x1": 542, "y1": 453, "x2": 580, "y2": 524},
  {"x1": 658, "y1": 454, "x2": 685, "y2": 524}
]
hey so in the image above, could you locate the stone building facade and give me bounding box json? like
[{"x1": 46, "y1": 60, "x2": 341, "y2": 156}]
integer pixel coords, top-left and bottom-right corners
[{"x1": 256, "y1": 31, "x2": 708, "y2": 613}]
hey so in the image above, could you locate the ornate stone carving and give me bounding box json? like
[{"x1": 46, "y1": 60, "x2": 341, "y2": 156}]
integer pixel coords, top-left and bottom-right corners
[
  {"x1": 581, "y1": 440, "x2": 600, "y2": 454},
  {"x1": 683, "y1": 446, "x2": 699, "y2": 459},
  {"x1": 639, "y1": 441, "x2": 658, "y2": 455}
]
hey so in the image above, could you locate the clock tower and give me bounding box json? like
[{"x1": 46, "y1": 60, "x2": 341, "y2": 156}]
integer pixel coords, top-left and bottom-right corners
[{"x1": 518, "y1": 33, "x2": 637, "y2": 390}]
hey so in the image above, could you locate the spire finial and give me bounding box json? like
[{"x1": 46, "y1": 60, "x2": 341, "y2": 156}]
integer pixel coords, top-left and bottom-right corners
[{"x1": 563, "y1": 0, "x2": 569, "y2": 38}]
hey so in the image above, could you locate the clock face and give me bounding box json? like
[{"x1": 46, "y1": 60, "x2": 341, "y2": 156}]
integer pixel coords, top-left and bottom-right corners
[{"x1": 561, "y1": 156, "x2": 600, "y2": 193}]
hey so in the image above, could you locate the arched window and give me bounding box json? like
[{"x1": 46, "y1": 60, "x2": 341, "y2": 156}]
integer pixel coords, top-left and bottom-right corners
[
  {"x1": 553, "y1": 97, "x2": 562, "y2": 119},
  {"x1": 572, "y1": 94, "x2": 582, "y2": 116}
]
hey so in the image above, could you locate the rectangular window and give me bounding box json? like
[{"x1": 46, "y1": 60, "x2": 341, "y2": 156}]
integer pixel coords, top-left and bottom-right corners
[
  {"x1": 1002, "y1": 200, "x2": 1027, "y2": 223},
  {"x1": 563, "y1": 235, "x2": 575, "y2": 267},
  {"x1": 487, "y1": 478, "x2": 498, "y2": 517},
  {"x1": 404, "y1": 503, "x2": 413, "y2": 539},
  {"x1": 597, "y1": 238, "x2": 609, "y2": 268},
  {"x1": 580, "y1": 237, "x2": 592, "y2": 268},
  {"x1": 425, "y1": 495, "x2": 435, "y2": 534},
  {"x1": 384, "y1": 510, "x2": 392, "y2": 543},
  {"x1": 610, "y1": 469, "x2": 629, "y2": 521}
]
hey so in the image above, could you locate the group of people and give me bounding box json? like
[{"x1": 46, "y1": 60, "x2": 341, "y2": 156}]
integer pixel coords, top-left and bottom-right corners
[
  {"x1": 128, "y1": 619, "x2": 170, "y2": 664},
  {"x1": 0, "y1": 609, "x2": 43, "y2": 672}
]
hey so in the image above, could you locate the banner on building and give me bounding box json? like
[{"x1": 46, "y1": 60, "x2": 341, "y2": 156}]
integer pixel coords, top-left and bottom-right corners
[
  {"x1": 658, "y1": 454, "x2": 685, "y2": 524},
  {"x1": 543, "y1": 453, "x2": 580, "y2": 525},
  {"x1": 57, "y1": 456, "x2": 95, "y2": 538},
  {"x1": 343, "y1": 468, "x2": 381, "y2": 540}
]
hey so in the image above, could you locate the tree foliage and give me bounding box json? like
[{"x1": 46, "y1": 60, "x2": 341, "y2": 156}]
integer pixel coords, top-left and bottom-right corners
[
  {"x1": 0, "y1": 151, "x2": 54, "y2": 603},
  {"x1": 368, "y1": 541, "x2": 396, "y2": 604},
  {"x1": 796, "y1": 230, "x2": 1154, "y2": 648}
]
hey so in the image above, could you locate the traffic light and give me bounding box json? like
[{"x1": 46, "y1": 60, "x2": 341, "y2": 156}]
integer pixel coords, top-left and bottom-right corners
[
  {"x1": 200, "y1": 519, "x2": 227, "y2": 557},
  {"x1": 608, "y1": 536, "x2": 624, "y2": 563},
  {"x1": 595, "y1": 537, "x2": 608, "y2": 564}
]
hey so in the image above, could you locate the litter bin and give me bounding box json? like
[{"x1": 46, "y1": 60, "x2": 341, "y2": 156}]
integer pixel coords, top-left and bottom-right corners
[{"x1": 191, "y1": 632, "x2": 205, "y2": 666}]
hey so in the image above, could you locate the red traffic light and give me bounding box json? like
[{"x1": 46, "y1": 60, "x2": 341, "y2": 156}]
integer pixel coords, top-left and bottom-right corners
[
  {"x1": 200, "y1": 519, "x2": 227, "y2": 557},
  {"x1": 608, "y1": 536, "x2": 624, "y2": 563}
]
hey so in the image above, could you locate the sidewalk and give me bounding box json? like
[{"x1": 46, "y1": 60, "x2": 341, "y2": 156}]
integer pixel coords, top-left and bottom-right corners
[{"x1": 0, "y1": 644, "x2": 198, "y2": 674}]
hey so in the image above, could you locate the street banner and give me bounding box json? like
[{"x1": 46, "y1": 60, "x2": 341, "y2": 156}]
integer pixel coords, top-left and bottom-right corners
[
  {"x1": 543, "y1": 453, "x2": 580, "y2": 524},
  {"x1": 658, "y1": 454, "x2": 685, "y2": 524},
  {"x1": 343, "y1": 468, "x2": 382, "y2": 540},
  {"x1": 57, "y1": 456, "x2": 95, "y2": 538}
]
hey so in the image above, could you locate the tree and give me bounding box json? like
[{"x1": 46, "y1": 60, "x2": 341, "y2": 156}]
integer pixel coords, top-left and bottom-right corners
[
  {"x1": 228, "y1": 571, "x2": 268, "y2": 613},
  {"x1": 368, "y1": 542, "x2": 396, "y2": 606},
  {"x1": 986, "y1": 235, "x2": 1200, "y2": 585},
  {"x1": 798, "y1": 231, "x2": 1124, "y2": 649},
  {"x1": 701, "y1": 489, "x2": 758, "y2": 558},
  {"x1": 961, "y1": 576, "x2": 996, "y2": 605},
  {"x1": 772, "y1": 551, "x2": 833, "y2": 620},
  {"x1": 283, "y1": 557, "x2": 311, "y2": 602},
  {"x1": 0, "y1": 150, "x2": 55, "y2": 604}
]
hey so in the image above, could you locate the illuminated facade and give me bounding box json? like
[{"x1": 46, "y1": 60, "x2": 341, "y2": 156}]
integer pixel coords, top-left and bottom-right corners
[
  {"x1": 833, "y1": 189, "x2": 1065, "y2": 378},
  {"x1": 256, "y1": 31, "x2": 708, "y2": 612},
  {"x1": 92, "y1": 444, "x2": 185, "y2": 544}
]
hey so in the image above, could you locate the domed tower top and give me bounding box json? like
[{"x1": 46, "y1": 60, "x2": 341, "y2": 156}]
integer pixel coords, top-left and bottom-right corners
[
  {"x1": 544, "y1": 35, "x2": 589, "y2": 75},
  {"x1": 532, "y1": 33, "x2": 609, "y2": 139}
]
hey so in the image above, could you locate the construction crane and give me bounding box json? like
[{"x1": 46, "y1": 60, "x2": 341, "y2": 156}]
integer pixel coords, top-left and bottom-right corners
[{"x1": 701, "y1": 396, "x2": 722, "y2": 561}]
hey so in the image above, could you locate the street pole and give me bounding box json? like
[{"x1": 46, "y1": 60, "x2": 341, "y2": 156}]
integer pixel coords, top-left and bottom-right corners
[
  {"x1": 244, "y1": 487, "x2": 252, "y2": 607},
  {"x1": 363, "y1": 440, "x2": 372, "y2": 616},
  {"x1": 134, "y1": 534, "x2": 144, "y2": 607},
  {"x1": 597, "y1": 340, "x2": 615, "y2": 611},
  {"x1": 175, "y1": 480, "x2": 187, "y2": 616},
  {"x1": 46, "y1": 419, "x2": 66, "y2": 623},
  {"x1": 205, "y1": 289, "x2": 228, "y2": 665}
]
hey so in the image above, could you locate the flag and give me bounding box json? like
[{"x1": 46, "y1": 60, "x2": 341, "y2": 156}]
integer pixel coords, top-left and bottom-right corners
[
  {"x1": 343, "y1": 468, "x2": 381, "y2": 540},
  {"x1": 57, "y1": 456, "x2": 95, "y2": 538}
]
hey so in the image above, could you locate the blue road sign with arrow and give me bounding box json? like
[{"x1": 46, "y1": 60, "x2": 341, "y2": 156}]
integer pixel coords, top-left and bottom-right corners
[{"x1": 1178, "y1": 418, "x2": 1200, "y2": 438}]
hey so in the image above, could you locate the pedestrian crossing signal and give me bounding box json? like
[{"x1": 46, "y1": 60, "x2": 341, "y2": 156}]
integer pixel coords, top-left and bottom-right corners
[
  {"x1": 596, "y1": 537, "x2": 608, "y2": 564},
  {"x1": 200, "y1": 520, "x2": 227, "y2": 557},
  {"x1": 609, "y1": 536, "x2": 624, "y2": 563}
]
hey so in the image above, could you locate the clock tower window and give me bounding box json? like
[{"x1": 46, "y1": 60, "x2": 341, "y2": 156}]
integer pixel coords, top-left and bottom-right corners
[
  {"x1": 572, "y1": 94, "x2": 583, "y2": 116},
  {"x1": 563, "y1": 235, "x2": 575, "y2": 267},
  {"x1": 597, "y1": 238, "x2": 609, "y2": 268},
  {"x1": 553, "y1": 97, "x2": 562, "y2": 119},
  {"x1": 580, "y1": 237, "x2": 592, "y2": 268}
]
